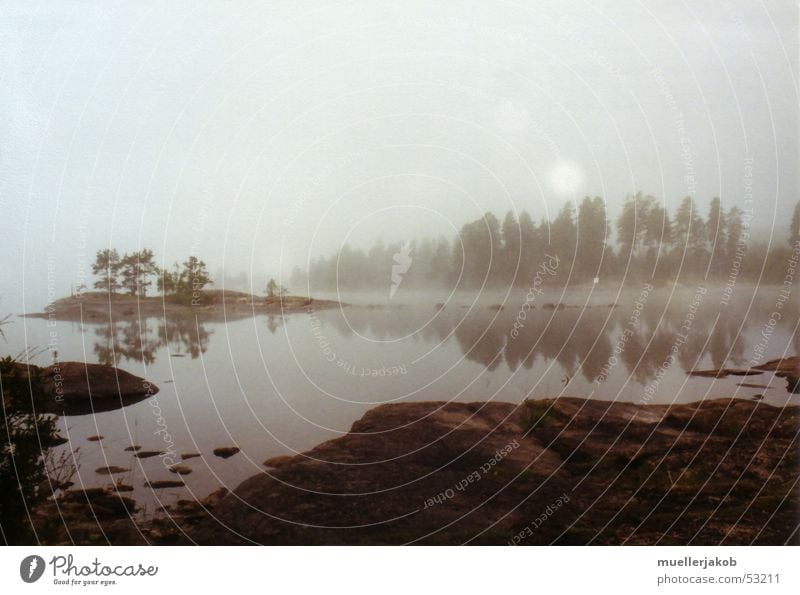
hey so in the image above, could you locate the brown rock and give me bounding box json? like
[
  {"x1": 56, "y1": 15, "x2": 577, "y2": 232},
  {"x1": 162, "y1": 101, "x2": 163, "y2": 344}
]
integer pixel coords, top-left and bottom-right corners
[
  {"x1": 213, "y1": 447, "x2": 240, "y2": 459},
  {"x1": 95, "y1": 466, "x2": 129, "y2": 475},
  {"x1": 145, "y1": 480, "x2": 185, "y2": 489},
  {"x1": 263, "y1": 455, "x2": 294, "y2": 468}
]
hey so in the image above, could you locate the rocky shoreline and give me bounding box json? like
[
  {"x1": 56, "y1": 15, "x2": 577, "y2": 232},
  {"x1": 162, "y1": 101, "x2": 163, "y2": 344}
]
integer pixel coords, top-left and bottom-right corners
[
  {"x1": 23, "y1": 290, "x2": 344, "y2": 323},
  {"x1": 41, "y1": 395, "x2": 795, "y2": 546}
]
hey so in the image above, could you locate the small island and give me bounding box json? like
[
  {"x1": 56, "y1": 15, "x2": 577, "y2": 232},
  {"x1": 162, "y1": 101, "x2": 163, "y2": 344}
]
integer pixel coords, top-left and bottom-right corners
[
  {"x1": 25, "y1": 290, "x2": 343, "y2": 323},
  {"x1": 24, "y1": 248, "x2": 342, "y2": 322}
]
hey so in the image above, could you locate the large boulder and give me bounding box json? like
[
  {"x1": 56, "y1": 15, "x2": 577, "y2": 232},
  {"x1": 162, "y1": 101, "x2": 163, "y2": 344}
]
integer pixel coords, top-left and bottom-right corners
[{"x1": 39, "y1": 362, "x2": 158, "y2": 415}]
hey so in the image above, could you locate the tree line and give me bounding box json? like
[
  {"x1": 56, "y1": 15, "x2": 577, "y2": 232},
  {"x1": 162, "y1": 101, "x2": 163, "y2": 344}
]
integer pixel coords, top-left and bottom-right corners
[
  {"x1": 91, "y1": 250, "x2": 291, "y2": 300},
  {"x1": 91, "y1": 249, "x2": 211, "y2": 298},
  {"x1": 298, "y1": 196, "x2": 800, "y2": 291}
]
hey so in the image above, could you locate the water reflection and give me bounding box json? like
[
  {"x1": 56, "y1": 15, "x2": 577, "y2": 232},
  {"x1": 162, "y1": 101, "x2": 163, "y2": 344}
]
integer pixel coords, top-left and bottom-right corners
[
  {"x1": 93, "y1": 316, "x2": 213, "y2": 365},
  {"x1": 331, "y1": 294, "x2": 797, "y2": 391},
  {"x1": 87, "y1": 294, "x2": 798, "y2": 393}
]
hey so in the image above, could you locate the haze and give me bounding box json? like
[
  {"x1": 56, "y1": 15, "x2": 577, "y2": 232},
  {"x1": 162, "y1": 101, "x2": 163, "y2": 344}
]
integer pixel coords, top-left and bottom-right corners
[{"x1": 0, "y1": 0, "x2": 797, "y2": 310}]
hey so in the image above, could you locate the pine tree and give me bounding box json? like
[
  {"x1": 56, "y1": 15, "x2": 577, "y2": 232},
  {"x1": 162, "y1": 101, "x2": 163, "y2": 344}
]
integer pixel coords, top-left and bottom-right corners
[
  {"x1": 91, "y1": 249, "x2": 121, "y2": 293},
  {"x1": 706, "y1": 197, "x2": 727, "y2": 278},
  {"x1": 673, "y1": 196, "x2": 707, "y2": 277}
]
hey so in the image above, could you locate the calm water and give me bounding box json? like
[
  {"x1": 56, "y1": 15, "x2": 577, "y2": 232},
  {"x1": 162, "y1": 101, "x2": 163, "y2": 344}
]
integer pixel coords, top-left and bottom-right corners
[{"x1": 4, "y1": 284, "x2": 798, "y2": 511}]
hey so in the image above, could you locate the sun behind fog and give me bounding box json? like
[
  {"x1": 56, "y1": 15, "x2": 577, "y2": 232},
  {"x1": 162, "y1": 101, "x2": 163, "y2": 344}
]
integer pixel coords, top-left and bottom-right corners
[{"x1": 549, "y1": 161, "x2": 583, "y2": 195}]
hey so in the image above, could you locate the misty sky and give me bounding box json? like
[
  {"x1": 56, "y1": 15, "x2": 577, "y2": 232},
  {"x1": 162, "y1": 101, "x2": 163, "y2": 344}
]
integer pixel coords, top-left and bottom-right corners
[{"x1": 0, "y1": 1, "x2": 797, "y2": 309}]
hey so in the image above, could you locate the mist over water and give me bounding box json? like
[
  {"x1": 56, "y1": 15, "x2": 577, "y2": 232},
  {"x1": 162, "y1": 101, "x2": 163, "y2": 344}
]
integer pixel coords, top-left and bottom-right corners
[
  {"x1": 1, "y1": 281, "x2": 794, "y2": 511},
  {"x1": 1, "y1": 1, "x2": 798, "y2": 550}
]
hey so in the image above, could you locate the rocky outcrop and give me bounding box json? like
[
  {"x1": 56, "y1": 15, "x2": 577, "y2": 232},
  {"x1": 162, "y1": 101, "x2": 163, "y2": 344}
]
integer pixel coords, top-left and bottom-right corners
[
  {"x1": 690, "y1": 356, "x2": 800, "y2": 393},
  {"x1": 24, "y1": 291, "x2": 343, "y2": 323},
  {"x1": 187, "y1": 398, "x2": 799, "y2": 546},
  {"x1": 38, "y1": 361, "x2": 158, "y2": 415}
]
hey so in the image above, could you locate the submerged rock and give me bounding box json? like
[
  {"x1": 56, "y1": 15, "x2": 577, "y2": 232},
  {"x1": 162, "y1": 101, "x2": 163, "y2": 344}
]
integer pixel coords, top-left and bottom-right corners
[
  {"x1": 690, "y1": 357, "x2": 800, "y2": 393},
  {"x1": 145, "y1": 480, "x2": 185, "y2": 489},
  {"x1": 95, "y1": 466, "x2": 129, "y2": 475},
  {"x1": 213, "y1": 447, "x2": 240, "y2": 459}
]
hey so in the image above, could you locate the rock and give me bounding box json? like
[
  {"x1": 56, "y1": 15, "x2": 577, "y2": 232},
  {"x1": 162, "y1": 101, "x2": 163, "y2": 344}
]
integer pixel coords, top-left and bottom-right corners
[
  {"x1": 87, "y1": 435, "x2": 103, "y2": 441},
  {"x1": 38, "y1": 361, "x2": 158, "y2": 415},
  {"x1": 95, "y1": 466, "x2": 129, "y2": 475},
  {"x1": 753, "y1": 356, "x2": 800, "y2": 375},
  {"x1": 124, "y1": 445, "x2": 142, "y2": 452},
  {"x1": 181, "y1": 453, "x2": 201, "y2": 460},
  {"x1": 203, "y1": 487, "x2": 229, "y2": 508},
  {"x1": 112, "y1": 484, "x2": 134, "y2": 492},
  {"x1": 61, "y1": 489, "x2": 137, "y2": 518},
  {"x1": 187, "y1": 398, "x2": 800, "y2": 546},
  {"x1": 488, "y1": 304, "x2": 505, "y2": 311},
  {"x1": 42, "y1": 434, "x2": 69, "y2": 448},
  {"x1": 542, "y1": 303, "x2": 565, "y2": 310},
  {"x1": 134, "y1": 451, "x2": 164, "y2": 459},
  {"x1": 688, "y1": 368, "x2": 762, "y2": 378},
  {"x1": 213, "y1": 447, "x2": 240, "y2": 459},
  {"x1": 263, "y1": 455, "x2": 293, "y2": 468},
  {"x1": 169, "y1": 465, "x2": 193, "y2": 475},
  {"x1": 145, "y1": 480, "x2": 185, "y2": 489},
  {"x1": 435, "y1": 303, "x2": 445, "y2": 309}
]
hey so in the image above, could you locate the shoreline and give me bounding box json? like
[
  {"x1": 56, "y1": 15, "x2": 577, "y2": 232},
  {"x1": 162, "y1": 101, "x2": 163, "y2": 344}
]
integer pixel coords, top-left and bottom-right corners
[
  {"x1": 32, "y1": 396, "x2": 799, "y2": 545},
  {"x1": 22, "y1": 290, "x2": 345, "y2": 322}
]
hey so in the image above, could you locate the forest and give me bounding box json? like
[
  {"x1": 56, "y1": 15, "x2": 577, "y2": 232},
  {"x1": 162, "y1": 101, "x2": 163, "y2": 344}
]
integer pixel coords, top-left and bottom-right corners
[{"x1": 297, "y1": 195, "x2": 800, "y2": 291}]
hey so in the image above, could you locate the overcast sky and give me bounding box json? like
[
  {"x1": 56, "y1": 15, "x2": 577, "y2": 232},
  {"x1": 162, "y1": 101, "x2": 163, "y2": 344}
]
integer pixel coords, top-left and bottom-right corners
[{"x1": 0, "y1": 1, "x2": 797, "y2": 309}]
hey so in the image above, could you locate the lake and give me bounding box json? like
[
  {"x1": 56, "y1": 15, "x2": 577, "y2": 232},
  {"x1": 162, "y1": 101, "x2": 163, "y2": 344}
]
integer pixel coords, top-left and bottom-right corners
[{"x1": 4, "y1": 283, "x2": 798, "y2": 513}]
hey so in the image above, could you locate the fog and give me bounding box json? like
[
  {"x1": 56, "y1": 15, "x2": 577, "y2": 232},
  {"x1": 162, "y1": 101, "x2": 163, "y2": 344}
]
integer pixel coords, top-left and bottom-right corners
[{"x1": 0, "y1": 1, "x2": 797, "y2": 310}]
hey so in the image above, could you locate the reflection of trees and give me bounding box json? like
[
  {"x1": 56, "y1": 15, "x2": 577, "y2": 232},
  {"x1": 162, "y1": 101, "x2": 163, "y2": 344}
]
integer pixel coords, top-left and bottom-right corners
[
  {"x1": 311, "y1": 294, "x2": 790, "y2": 387},
  {"x1": 159, "y1": 317, "x2": 211, "y2": 359},
  {"x1": 93, "y1": 316, "x2": 211, "y2": 365},
  {"x1": 453, "y1": 312, "x2": 505, "y2": 371},
  {"x1": 266, "y1": 315, "x2": 283, "y2": 335}
]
